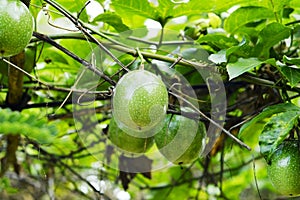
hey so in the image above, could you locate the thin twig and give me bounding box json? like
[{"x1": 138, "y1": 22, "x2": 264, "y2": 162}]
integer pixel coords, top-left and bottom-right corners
[
  {"x1": 33, "y1": 31, "x2": 115, "y2": 85},
  {"x1": 2, "y1": 58, "x2": 47, "y2": 85},
  {"x1": 43, "y1": 0, "x2": 128, "y2": 71},
  {"x1": 58, "y1": 160, "x2": 104, "y2": 197},
  {"x1": 30, "y1": 32, "x2": 194, "y2": 47},
  {"x1": 139, "y1": 155, "x2": 263, "y2": 191},
  {"x1": 252, "y1": 154, "x2": 263, "y2": 200},
  {"x1": 31, "y1": 32, "x2": 212, "y2": 69},
  {"x1": 169, "y1": 91, "x2": 251, "y2": 151}
]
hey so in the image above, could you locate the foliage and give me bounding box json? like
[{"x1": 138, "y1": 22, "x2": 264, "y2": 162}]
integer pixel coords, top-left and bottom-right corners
[
  {"x1": 0, "y1": 108, "x2": 57, "y2": 144},
  {"x1": 239, "y1": 103, "x2": 300, "y2": 162},
  {"x1": 1, "y1": 0, "x2": 300, "y2": 199}
]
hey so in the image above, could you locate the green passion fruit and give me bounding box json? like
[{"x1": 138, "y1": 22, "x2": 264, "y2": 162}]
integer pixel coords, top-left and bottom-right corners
[
  {"x1": 112, "y1": 70, "x2": 168, "y2": 137},
  {"x1": 267, "y1": 140, "x2": 300, "y2": 196},
  {"x1": 154, "y1": 111, "x2": 206, "y2": 165},
  {"x1": 108, "y1": 118, "x2": 154, "y2": 155},
  {"x1": 0, "y1": 0, "x2": 34, "y2": 57}
]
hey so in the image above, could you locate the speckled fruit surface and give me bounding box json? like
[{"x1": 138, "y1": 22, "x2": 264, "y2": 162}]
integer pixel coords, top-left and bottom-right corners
[
  {"x1": 112, "y1": 70, "x2": 168, "y2": 137},
  {"x1": 267, "y1": 140, "x2": 300, "y2": 196},
  {"x1": 108, "y1": 118, "x2": 154, "y2": 155},
  {"x1": 154, "y1": 112, "x2": 206, "y2": 165},
  {"x1": 0, "y1": 0, "x2": 34, "y2": 57}
]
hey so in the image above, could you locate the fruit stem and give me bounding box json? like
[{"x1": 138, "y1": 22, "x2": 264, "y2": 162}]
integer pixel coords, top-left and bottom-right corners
[{"x1": 136, "y1": 48, "x2": 145, "y2": 70}]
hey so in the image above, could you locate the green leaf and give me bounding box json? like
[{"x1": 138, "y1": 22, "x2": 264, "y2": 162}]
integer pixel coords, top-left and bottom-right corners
[
  {"x1": 198, "y1": 34, "x2": 239, "y2": 50},
  {"x1": 160, "y1": 0, "x2": 216, "y2": 19},
  {"x1": 155, "y1": 0, "x2": 176, "y2": 22},
  {"x1": 239, "y1": 103, "x2": 300, "y2": 149},
  {"x1": 171, "y1": 0, "x2": 270, "y2": 16},
  {"x1": 111, "y1": 0, "x2": 158, "y2": 21},
  {"x1": 256, "y1": 22, "x2": 291, "y2": 58},
  {"x1": 259, "y1": 111, "x2": 300, "y2": 163},
  {"x1": 92, "y1": 12, "x2": 129, "y2": 32},
  {"x1": 112, "y1": 0, "x2": 273, "y2": 27},
  {"x1": 54, "y1": 0, "x2": 89, "y2": 13},
  {"x1": 226, "y1": 37, "x2": 257, "y2": 59},
  {"x1": 283, "y1": 55, "x2": 300, "y2": 65},
  {"x1": 224, "y1": 6, "x2": 274, "y2": 34},
  {"x1": 209, "y1": 50, "x2": 227, "y2": 64},
  {"x1": 258, "y1": 22, "x2": 291, "y2": 47},
  {"x1": 226, "y1": 58, "x2": 275, "y2": 80},
  {"x1": 279, "y1": 66, "x2": 300, "y2": 87}
]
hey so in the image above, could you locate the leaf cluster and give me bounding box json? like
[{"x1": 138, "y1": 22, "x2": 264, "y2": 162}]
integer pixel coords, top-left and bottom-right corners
[{"x1": 0, "y1": 108, "x2": 57, "y2": 144}]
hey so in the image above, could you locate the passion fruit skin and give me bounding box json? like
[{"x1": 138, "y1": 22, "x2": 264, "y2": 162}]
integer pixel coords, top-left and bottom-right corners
[
  {"x1": 0, "y1": 0, "x2": 34, "y2": 57},
  {"x1": 108, "y1": 118, "x2": 154, "y2": 155},
  {"x1": 154, "y1": 112, "x2": 206, "y2": 165},
  {"x1": 112, "y1": 70, "x2": 168, "y2": 137},
  {"x1": 267, "y1": 140, "x2": 300, "y2": 196}
]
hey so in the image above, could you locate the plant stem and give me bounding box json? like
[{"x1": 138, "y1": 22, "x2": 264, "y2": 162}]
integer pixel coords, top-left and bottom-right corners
[
  {"x1": 31, "y1": 32, "x2": 212, "y2": 69},
  {"x1": 32, "y1": 32, "x2": 116, "y2": 85}
]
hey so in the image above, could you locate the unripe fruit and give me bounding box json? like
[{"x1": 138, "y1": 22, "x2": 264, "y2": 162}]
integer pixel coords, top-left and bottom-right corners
[
  {"x1": 112, "y1": 70, "x2": 168, "y2": 137},
  {"x1": 108, "y1": 118, "x2": 154, "y2": 155},
  {"x1": 267, "y1": 140, "x2": 300, "y2": 196},
  {"x1": 0, "y1": 0, "x2": 34, "y2": 57},
  {"x1": 155, "y1": 111, "x2": 206, "y2": 165}
]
